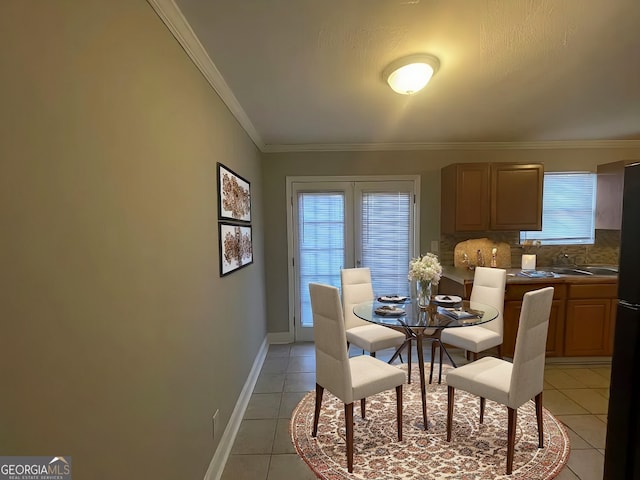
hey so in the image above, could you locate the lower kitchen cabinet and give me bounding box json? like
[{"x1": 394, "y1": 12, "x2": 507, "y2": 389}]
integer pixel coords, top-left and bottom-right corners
[
  {"x1": 564, "y1": 297, "x2": 615, "y2": 356},
  {"x1": 503, "y1": 285, "x2": 565, "y2": 357},
  {"x1": 441, "y1": 268, "x2": 618, "y2": 358},
  {"x1": 502, "y1": 281, "x2": 616, "y2": 357}
]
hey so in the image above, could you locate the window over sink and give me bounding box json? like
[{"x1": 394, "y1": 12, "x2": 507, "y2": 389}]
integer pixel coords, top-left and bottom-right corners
[{"x1": 520, "y1": 172, "x2": 596, "y2": 245}]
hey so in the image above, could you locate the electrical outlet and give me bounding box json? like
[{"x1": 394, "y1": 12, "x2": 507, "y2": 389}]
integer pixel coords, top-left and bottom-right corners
[
  {"x1": 431, "y1": 240, "x2": 439, "y2": 253},
  {"x1": 212, "y1": 409, "x2": 219, "y2": 440}
]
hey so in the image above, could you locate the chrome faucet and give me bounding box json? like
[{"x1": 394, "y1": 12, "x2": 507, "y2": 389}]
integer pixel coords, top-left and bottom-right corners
[{"x1": 556, "y1": 253, "x2": 574, "y2": 266}]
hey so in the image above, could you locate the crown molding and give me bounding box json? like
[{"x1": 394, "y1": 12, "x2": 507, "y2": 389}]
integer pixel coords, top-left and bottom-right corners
[
  {"x1": 262, "y1": 139, "x2": 640, "y2": 153},
  {"x1": 147, "y1": 1, "x2": 640, "y2": 155},
  {"x1": 147, "y1": 0, "x2": 265, "y2": 150}
]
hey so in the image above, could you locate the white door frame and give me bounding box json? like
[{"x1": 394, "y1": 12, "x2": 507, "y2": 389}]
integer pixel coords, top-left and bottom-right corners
[{"x1": 285, "y1": 175, "x2": 421, "y2": 342}]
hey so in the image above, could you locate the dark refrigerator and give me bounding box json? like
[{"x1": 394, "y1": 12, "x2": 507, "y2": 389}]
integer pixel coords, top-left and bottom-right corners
[{"x1": 604, "y1": 162, "x2": 640, "y2": 479}]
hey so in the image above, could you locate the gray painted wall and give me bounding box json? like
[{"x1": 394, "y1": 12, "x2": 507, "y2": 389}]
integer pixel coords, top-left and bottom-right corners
[
  {"x1": 0, "y1": 2, "x2": 266, "y2": 479},
  {"x1": 263, "y1": 148, "x2": 640, "y2": 334}
]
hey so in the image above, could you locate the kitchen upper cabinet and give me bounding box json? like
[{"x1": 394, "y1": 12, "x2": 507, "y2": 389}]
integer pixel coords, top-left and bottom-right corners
[
  {"x1": 595, "y1": 160, "x2": 627, "y2": 230},
  {"x1": 490, "y1": 163, "x2": 543, "y2": 230},
  {"x1": 441, "y1": 163, "x2": 490, "y2": 232},
  {"x1": 441, "y1": 162, "x2": 543, "y2": 234}
]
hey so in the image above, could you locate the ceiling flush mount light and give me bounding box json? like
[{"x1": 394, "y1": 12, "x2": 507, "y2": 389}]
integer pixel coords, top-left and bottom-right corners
[{"x1": 383, "y1": 54, "x2": 440, "y2": 95}]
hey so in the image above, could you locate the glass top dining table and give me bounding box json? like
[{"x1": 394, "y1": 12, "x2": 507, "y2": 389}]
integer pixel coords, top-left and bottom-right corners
[{"x1": 353, "y1": 298, "x2": 499, "y2": 430}]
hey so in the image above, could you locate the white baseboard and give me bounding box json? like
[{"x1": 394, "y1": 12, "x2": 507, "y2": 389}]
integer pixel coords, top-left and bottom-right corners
[
  {"x1": 268, "y1": 331, "x2": 294, "y2": 344},
  {"x1": 203, "y1": 336, "x2": 269, "y2": 480}
]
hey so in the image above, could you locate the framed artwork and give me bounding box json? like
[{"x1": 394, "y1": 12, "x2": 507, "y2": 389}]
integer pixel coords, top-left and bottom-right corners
[
  {"x1": 219, "y1": 223, "x2": 253, "y2": 276},
  {"x1": 217, "y1": 162, "x2": 251, "y2": 223}
]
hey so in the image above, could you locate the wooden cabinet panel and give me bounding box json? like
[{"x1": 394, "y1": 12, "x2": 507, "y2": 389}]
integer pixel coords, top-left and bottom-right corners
[
  {"x1": 503, "y1": 299, "x2": 564, "y2": 357},
  {"x1": 564, "y1": 299, "x2": 613, "y2": 356},
  {"x1": 568, "y1": 283, "x2": 618, "y2": 299},
  {"x1": 595, "y1": 160, "x2": 625, "y2": 230},
  {"x1": 456, "y1": 164, "x2": 490, "y2": 231},
  {"x1": 505, "y1": 283, "x2": 566, "y2": 301},
  {"x1": 441, "y1": 163, "x2": 490, "y2": 233},
  {"x1": 490, "y1": 163, "x2": 543, "y2": 230},
  {"x1": 503, "y1": 300, "x2": 520, "y2": 358},
  {"x1": 441, "y1": 162, "x2": 543, "y2": 233},
  {"x1": 547, "y1": 300, "x2": 565, "y2": 357}
]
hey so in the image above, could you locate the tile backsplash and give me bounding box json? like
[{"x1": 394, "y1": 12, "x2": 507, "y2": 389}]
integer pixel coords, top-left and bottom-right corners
[{"x1": 439, "y1": 229, "x2": 620, "y2": 267}]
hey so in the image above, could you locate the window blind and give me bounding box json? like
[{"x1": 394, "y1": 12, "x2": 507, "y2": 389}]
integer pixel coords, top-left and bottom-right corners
[
  {"x1": 520, "y1": 172, "x2": 596, "y2": 245},
  {"x1": 361, "y1": 191, "x2": 412, "y2": 296},
  {"x1": 297, "y1": 192, "x2": 345, "y2": 326}
]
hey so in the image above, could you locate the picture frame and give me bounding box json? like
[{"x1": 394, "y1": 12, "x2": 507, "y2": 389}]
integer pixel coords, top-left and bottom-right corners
[
  {"x1": 219, "y1": 223, "x2": 253, "y2": 276},
  {"x1": 217, "y1": 162, "x2": 251, "y2": 223}
]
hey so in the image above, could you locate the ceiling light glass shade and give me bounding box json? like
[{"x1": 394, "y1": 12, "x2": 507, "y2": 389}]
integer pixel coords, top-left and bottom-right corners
[{"x1": 383, "y1": 54, "x2": 440, "y2": 95}]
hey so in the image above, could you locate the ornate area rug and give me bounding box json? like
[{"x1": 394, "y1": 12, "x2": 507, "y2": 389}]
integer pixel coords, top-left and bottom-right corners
[{"x1": 291, "y1": 363, "x2": 570, "y2": 479}]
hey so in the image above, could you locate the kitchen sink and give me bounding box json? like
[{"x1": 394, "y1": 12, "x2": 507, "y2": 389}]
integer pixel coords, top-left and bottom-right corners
[
  {"x1": 580, "y1": 266, "x2": 618, "y2": 275},
  {"x1": 547, "y1": 267, "x2": 593, "y2": 275},
  {"x1": 546, "y1": 266, "x2": 619, "y2": 276}
]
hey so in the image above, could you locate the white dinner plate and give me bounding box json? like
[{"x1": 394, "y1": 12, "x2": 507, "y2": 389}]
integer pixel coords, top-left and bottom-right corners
[
  {"x1": 374, "y1": 305, "x2": 406, "y2": 316},
  {"x1": 377, "y1": 295, "x2": 409, "y2": 303},
  {"x1": 433, "y1": 294, "x2": 462, "y2": 306}
]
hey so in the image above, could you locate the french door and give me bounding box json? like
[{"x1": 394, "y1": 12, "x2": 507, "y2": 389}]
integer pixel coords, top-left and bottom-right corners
[{"x1": 287, "y1": 177, "x2": 420, "y2": 341}]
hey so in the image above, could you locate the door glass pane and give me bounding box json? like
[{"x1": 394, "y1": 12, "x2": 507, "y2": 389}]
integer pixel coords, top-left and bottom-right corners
[
  {"x1": 297, "y1": 192, "x2": 345, "y2": 326},
  {"x1": 361, "y1": 191, "x2": 412, "y2": 296}
]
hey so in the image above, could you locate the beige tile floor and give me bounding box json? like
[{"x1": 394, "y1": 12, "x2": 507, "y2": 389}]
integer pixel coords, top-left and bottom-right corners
[{"x1": 221, "y1": 342, "x2": 610, "y2": 480}]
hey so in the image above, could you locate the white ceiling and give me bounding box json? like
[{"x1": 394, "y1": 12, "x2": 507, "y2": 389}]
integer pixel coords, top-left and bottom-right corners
[{"x1": 156, "y1": 0, "x2": 640, "y2": 152}]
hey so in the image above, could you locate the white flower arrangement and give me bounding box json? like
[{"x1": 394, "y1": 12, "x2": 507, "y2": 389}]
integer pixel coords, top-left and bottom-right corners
[{"x1": 408, "y1": 253, "x2": 443, "y2": 285}]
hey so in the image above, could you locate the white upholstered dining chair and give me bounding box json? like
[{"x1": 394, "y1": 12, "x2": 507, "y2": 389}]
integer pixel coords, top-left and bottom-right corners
[
  {"x1": 310, "y1": 282, "x2": 405, "y2": 473},
  {"x1": 440, "y1": 266, "x2": 507, "y2": 359},
  {"x1": 341, "y1": 268, "x2": 408, "y2": 358},
  {"x1": 446, "y1": 286, "x2": 554, "y2": 475}
]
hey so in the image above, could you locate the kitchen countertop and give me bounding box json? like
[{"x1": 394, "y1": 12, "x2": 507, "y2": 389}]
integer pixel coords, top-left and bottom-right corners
[{"x1": 442, "y1": 266, "x2": 618, "y2": 285}]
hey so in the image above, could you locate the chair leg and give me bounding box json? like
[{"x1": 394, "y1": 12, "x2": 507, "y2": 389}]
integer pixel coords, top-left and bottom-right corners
[
  {"x1": 497, "y1": 344, "x2": 503, "y2": 359},
  {"x1": 535, "y1": 392, "x2": 544, "y2": 448},
  {"x1": 507, "y1": 407, "x2": 517, "y2": 475},
  {"x1": 446, "y1": 386, "x2": 455, "y2": 441},
  {"x1": 360, "y1": 398, "x2": 366, "y2": 419},
  {"x1": 313, "y1": 384, "x2": 324, "y2": 437},
  {"x1": 396, "y1": 385, "x2": 403, "y2": 441},
  {"x1": 479, "y1": 397, "x2": 485, "y2": 424},
  {"x1": 429, "y1": 341, "x2": 436, "y2": 384},
  {"x1": 407, "y1": 339, "x2": 412, "y2": 384},
  {"x1": 345, "y1": 402, "x2": 354, "y2": 473},
  {"x1": 438, "y1": 340, "x2": 443, "y2": 384}
]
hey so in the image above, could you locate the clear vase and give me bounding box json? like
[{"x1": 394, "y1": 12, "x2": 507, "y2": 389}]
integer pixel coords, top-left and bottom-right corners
[{"x1": 417, "y1": 280, "x2": 432, "y2": 309}]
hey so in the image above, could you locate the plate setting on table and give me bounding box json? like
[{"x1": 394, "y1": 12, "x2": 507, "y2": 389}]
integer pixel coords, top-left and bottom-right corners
[
  {"x1": 374, "y1": 305, "x2": 406, "y2": 316},
  {"x1": 432, "y1": 294, "x2": 463, "y2": 307},
  {"x1": 377, "y1": 295, "x2": 409, "y2": 304}
]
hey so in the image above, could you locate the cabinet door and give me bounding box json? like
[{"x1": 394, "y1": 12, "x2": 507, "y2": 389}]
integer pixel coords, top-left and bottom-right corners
[
  {"x1": 490, "y1": 163, "x2": 543, "y2": 230},
  {"x1": 595, "y1": 161, "x2": 625, "y2": 230},
  {"x1": 502, "y1": 299, "x2": 563, "y2": 358},
  {"x1": 564, "y1": 299, "x2": 613, "y2": 356},
  {"x1": 441, "y1": 163, "x2": 490, "y2": 233},
  {"x1": 502, "y1": 300, "x2": 520, "y2": 358}
]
